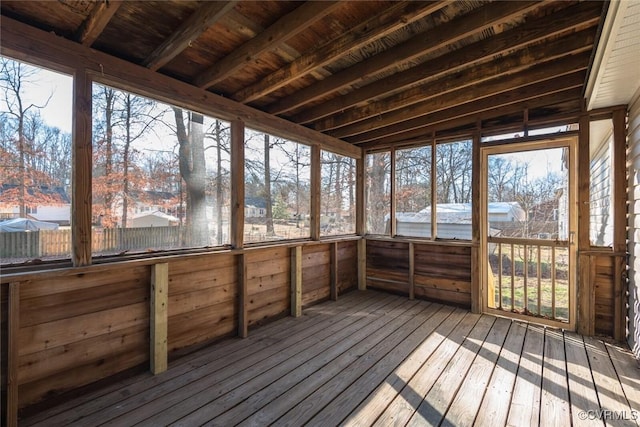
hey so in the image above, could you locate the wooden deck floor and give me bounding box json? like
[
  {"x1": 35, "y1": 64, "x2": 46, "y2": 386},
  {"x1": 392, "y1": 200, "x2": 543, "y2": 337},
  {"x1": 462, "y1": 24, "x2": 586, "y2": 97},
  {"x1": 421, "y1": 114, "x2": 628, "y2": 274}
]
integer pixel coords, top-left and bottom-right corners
[{"x1": 22, "y1": 290, "x2": 640, "y2": 427}]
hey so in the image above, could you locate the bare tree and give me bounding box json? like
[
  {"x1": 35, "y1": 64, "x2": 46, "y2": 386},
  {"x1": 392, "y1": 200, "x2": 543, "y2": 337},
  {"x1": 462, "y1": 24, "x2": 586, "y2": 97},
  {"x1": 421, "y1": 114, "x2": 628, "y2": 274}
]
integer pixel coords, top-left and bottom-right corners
[
  {"x1": 0, "y1": 58, "x2": 52, "y2": 217},
  {"x1": 173, "y1": 108, "x2": 209, "y2": 246}
]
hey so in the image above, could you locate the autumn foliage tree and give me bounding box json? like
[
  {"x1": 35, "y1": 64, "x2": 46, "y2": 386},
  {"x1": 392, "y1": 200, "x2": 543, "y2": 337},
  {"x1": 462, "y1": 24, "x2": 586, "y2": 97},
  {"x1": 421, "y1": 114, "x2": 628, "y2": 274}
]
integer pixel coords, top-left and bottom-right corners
[{"x1": 0, "y1": 57, "x2": 71, "y2": 217}]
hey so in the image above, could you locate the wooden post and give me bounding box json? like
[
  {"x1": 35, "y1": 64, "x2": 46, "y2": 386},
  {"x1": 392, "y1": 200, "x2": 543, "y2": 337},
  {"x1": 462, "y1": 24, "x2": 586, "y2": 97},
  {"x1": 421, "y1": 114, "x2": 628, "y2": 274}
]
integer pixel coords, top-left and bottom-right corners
[
  {"x1": 72, "y1": 69, "x2": 92, "y2": 267},
  {"x1": 238, "y1": 253, "x2": 248, "y2": 337},
  {"x1": 409, "y1": 242, "x2": 415, "y2": 300},
  {"x1": 390, "y1": 147, "x2": 397, "y2": 237},
  {"x1": 430, "y1": 137, "x2": 437, "y2": 239},
  {"x1": 612, "y1": 107, "x2": 627, "y2": 341},
  {"x1": 358, "y1": 238, "x2": 367, "y2": 290},
  {"x1": 356, "y1": 150, "x2": 367, "y2": 291},
  {"x1": 231, "y1": 120, "x2": 245, "y2": 249},
  {"x1": 310, "y1": 145, "x2": 321, "y2": 240},
  {"x1": 355, "y1": 151, "x2": 365, "y2": 236},
  {"x1": 7, "y1": 282, "x2": 20, "y2": 427},
  {"x1": 577, "y1": 112, "x2": 593, "y2": 335},
  {"x1": 330, "y1": 242, "x2": 339, "y2": 300},
  {"x1": 291, "y1": 246, "x2": 302, "y2": 317},
  {"x1": 150, "y1": 263, "x2": 168, "y2": 374},
  {"x1": 471, "y1": 129, "x2": 482, "y2": 313}
]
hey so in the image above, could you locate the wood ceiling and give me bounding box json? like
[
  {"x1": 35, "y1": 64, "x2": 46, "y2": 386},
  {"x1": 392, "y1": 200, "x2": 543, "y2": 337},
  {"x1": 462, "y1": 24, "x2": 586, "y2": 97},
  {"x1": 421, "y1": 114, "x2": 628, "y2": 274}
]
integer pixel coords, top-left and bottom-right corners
[{"x1": 1, "y1": 0, "x2": 607, "y2": 148}]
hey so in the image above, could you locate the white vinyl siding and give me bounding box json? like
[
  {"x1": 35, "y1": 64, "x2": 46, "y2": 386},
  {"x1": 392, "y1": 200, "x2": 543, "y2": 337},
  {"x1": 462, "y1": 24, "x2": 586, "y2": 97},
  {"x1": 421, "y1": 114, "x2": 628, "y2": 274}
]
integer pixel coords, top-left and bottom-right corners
[{"x1": 627, "y1": 89, "x2": 640, "y2": 358}]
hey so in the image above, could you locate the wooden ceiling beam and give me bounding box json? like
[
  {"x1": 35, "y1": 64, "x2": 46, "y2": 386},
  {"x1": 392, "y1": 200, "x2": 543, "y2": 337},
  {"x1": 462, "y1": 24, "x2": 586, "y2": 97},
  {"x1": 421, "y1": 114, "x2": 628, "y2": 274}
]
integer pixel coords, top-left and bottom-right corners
[
  {"x1": 231, "y1": 1, "x2": 450, "y2": 104},
  {"x1": 314, "y1": 31, "x2": 595, "y2": 132},
  {"x1": 331, "y1": 56, "x2": 589, "y2": 139},
  {"x1": 346, "y1": 72, "x2": 586, "y2": 144},
  {"x1": 294, "y1": 1, "x2": 603, "y2": 124},
  {"x1": 75, "y1": 0, "x2": 122, "y2": 46},
  {"x1": 265, "y1": 0, "x2": 540, "y2": 115},
  {"x1": 360, "y1": 90, "x2": 583, "y2": 148},
  {"x1": 194, "y1": 1, "x2": 342, "y2": 89},
  {"x1": 0, "y1": 16, "x2": 360, "y2": 159},
  {"x1": 143, "y1": 1, "x2": 238, "y2": 72}
]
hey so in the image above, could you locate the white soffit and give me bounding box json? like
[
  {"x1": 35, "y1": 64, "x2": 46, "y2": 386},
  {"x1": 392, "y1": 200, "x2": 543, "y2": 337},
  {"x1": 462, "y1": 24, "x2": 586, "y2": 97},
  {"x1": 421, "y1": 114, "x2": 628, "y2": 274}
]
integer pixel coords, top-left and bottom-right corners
[{"x1": 586, "y1": 0, "x2": 640, "y2": 111}]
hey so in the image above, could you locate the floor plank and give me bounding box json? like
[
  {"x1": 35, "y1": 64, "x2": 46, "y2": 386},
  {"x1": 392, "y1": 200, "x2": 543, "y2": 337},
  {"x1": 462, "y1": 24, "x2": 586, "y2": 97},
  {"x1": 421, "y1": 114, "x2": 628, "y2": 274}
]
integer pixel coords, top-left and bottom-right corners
[
  {"x1": 585, "y1": 336, "x2": 638, "y2": 427},
  {"x1": 371, "y1": 311, "x2": 479, "y2": 427},
  {"x1": 443, "y1": 316, "x2": 512, "y2": 427},
  {"x1": 540, "y1": 328, "x2": 571, "y2": 426},
  {"x1": 18, "y1": 290, "x2": 640, "y2": 427},
  {"x1": 473, "y1": 320, "x2": 527, "y2": 427},
  {"x1": 104, "y1": 294, "x2": 403, "y2": 426},
  {"x1": 565, "y1": 332, "x2": 602, "y2": 427},
  {"x1": 506, "y1": 324, "x2": 545, "y2": 427}
]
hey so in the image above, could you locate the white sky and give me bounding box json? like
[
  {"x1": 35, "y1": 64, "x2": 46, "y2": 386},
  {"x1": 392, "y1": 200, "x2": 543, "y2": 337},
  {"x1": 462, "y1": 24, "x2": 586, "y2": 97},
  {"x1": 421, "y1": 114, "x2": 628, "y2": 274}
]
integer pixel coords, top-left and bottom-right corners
[{"x1": 16, "y1": 66, "x2": 73, "y2": 133}]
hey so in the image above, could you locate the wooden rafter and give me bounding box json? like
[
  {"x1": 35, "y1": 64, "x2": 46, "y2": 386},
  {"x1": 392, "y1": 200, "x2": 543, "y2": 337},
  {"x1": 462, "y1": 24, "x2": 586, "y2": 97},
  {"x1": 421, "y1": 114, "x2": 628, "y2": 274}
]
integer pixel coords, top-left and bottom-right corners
[
  {"x1": 363, "y1": 89, "x2": 583, "y2": 148},
  {"x1": 231, "y1": 1, "x2": 450, "y2": 103},
  {"x1": 314, "y1": 32, "x2": 595, "y2": 132},
  {"x1": 75, "y1": 0, "x2": 122, "y2": 46},
  {"x1": 348, "y1": 72, "x2": 586, "y2": 145},
  {"x1": 265, "y1": 0, "x2": 540, "y2": 115},
  {"x1": 331, "y1": 60, "x2": 588, "y2": 140},
  {"x1": 294, "y1": 1, "x2": 603, "y2": 125},
  {"x1": 144, "y1": 1, "x2": 238, "y2": 71},
  {"x1": 194, "y1": 1, "x2": 343, "y2": 89},
  {"x1": 0, "y1": 16, "x2": 360, "y2": 159}
]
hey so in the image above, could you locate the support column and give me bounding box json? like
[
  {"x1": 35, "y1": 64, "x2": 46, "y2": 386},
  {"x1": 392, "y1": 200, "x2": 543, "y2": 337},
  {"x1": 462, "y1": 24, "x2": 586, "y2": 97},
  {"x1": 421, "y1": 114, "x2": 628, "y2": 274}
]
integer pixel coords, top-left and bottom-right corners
[{"x1": 72, "y1": 69, "x2": 92, "y2": 266}]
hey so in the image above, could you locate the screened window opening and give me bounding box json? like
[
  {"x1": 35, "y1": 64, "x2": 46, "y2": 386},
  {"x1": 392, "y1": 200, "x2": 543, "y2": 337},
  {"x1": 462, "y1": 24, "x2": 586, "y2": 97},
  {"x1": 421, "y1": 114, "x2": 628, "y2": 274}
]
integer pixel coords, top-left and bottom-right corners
[
  {"x1": 0, "y1": 56, "x2": 73, "y2": 264},
  {"x1": 321, "y1": 151, "x2": 356, "y2": 236},
  {"x1": 92, "y1": 83, "x2": 231, "y2": 256},
  {"x1": 395, "y1": 146, "x2": 432, "y2": 238},
  {"x1": 244, "y1": 129, "x2": 310, "y2": 243},
  {"x1": 365, "y1": 151, "x2": 391, "y2": 235},
  {"x1": 434, "y1": 139, "x2": 472, "y2": 239}
]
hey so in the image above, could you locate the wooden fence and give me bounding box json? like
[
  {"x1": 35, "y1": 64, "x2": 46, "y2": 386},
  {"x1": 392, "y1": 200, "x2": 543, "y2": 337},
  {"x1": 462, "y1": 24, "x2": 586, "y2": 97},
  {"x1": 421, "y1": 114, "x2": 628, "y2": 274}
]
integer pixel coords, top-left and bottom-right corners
[{"x1": 0, "y1": 226, "x2": 184, "y2": 259}]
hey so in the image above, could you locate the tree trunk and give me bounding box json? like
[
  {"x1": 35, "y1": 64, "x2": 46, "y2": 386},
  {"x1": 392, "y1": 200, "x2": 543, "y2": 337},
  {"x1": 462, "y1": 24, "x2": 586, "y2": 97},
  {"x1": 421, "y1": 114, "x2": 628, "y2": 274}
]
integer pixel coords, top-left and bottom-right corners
[
  {"x1": 215, "y1": 120, "x2": 223, "y2": 245},
  {"x1": 173, "y1": 108, "x2": 209, "y2": 246},
  {"x1": 264, "y1": 134, "x2": 274, "y2": 235},
  {"x1": 122, "y1": 94, "x2": 131, "y2": 227},
  {"x1": 103, "y1": 88, "x2": 115, "y2": 227}
]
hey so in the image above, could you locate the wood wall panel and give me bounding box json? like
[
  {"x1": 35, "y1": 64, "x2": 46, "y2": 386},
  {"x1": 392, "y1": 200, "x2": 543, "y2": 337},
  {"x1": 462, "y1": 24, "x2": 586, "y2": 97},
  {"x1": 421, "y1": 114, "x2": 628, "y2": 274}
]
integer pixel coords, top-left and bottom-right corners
[
  {"x1": 167, "y1": 253, "x2": 238, "y2": 352},
  {"x1": 337, "y1": 241, "x2": 358, "y2": 295},
  {"x1": 12, "y1": 267, "x2": 151, "y2": 409},
  {"x1": 593, "y1": 254, "x2": 615, "y2": 336},
  {"x1": 246, "y1": 247, "x2": 290, "y2": 327},
  {"x1": 0, "y1": 241, "x2": 350, "y2": 413},
  {"x1": 302, "y1": 244, "x2": 331, "y2": 306},
  {"x1": 365, "y1": 239, "x2": 472, "y2": 308},
  {"x1": 366, "y1": 240, "x2": 410, "y2": 294},
  {"x1": 413, "y1": 244, "x2": 472, "y2": 308}
]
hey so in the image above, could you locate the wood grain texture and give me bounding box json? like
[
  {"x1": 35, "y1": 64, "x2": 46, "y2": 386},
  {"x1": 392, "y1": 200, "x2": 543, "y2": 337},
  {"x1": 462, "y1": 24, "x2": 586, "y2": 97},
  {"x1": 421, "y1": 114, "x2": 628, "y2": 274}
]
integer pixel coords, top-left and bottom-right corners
[
  {"x1": 291, "y1": 246, "x2": 302, "y2": 317},
  {"x1": 151, "y1": 263, "x2": 169, "y2": 374},
  {"x1": 16, "y1": 292, "x2": 639, "y2": 426},
  {"x1": 7, "y1": 283, "x2": 19, "y2": 427},
  {"x1": 0, "y1": 17, "x2": 360, "y2": 159},
  {"x1": 144, "y1": 1, "x2": 238, "y2": 71},
  {"x1": 71, "y1": 69, "x2": 92, "y2": 266},
  {"x1": 195, "y1": 1, "x2": 341, "y2": 88}
]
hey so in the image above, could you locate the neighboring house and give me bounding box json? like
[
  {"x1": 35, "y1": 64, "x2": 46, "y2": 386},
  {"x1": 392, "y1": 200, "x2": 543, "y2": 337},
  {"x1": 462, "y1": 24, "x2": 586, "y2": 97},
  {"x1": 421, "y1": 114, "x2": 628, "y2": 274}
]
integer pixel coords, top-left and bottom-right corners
[
  {"x1": 0, "y1": 184, "x2": 71, "y2": 225},
  {"x1": 131, "y1": 211, "x2": 179, "y2": 228},
  {"x1": 245, "y1": 196, "x2": 267, "y2": 218},
  {"x1": 134, "y1": 190, "x2": 181, "y2": 218},
  {"x1": 393, "y1": 202, "x2": 525, "y2": 239}
]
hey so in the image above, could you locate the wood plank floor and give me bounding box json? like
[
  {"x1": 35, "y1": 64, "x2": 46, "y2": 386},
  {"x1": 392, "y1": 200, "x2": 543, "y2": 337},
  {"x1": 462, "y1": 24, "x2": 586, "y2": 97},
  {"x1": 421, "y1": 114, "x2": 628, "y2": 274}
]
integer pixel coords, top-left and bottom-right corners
[{"x1": 21, "y1": 290, "x2": 640, "y2": 427}]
